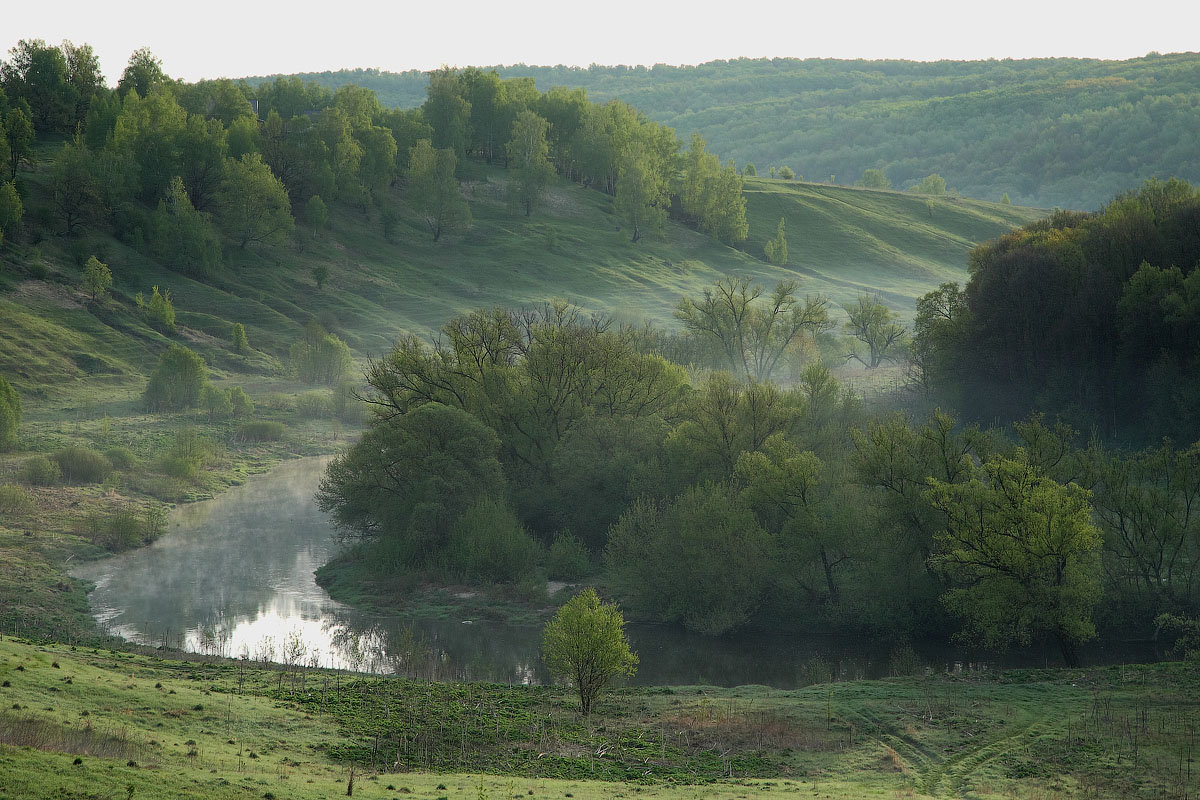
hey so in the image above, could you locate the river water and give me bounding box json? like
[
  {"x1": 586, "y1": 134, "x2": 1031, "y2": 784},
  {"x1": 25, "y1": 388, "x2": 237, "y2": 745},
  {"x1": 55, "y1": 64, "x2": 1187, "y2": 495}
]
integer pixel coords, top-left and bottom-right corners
[{"x1": 71, "y1": 456, "x2": 1155, "y2": 687}]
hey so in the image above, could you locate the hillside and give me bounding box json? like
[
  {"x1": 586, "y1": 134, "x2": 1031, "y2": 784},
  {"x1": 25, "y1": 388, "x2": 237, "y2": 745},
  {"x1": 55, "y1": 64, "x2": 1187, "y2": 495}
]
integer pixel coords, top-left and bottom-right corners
[
  {"x1": 0, "y1": 161, "x2": 1040, "y2": 405},
  {"x1": 257, "y1": 54, "x2": 1200, "y2": 209}
]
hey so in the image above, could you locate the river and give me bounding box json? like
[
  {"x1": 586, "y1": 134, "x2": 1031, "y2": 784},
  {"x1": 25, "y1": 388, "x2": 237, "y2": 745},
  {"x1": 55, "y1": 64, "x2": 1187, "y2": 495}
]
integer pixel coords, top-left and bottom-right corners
[{"x1": 71, "y1": 456, "x2": 1155, "y2": 687}]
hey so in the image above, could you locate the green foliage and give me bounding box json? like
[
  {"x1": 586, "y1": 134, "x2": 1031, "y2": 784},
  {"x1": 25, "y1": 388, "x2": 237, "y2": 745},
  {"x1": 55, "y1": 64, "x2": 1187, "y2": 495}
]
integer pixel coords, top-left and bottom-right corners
[
  {"x1": 0, "y1": 375, "x2": 19, "y2": 451},
  {"x1": 505, "y1": 110, "x2": 554, "y2": 216},
  {"x1": 0, "y1": 179, "x2": 24, "y2": 244},
  {"x1": 103, "y1": 446, "x2": 137, "y2": 469},
  {"x1": 858, "y1": 169, "x2": 890, "y2": 189},
  {"x1": 927, "y1": 454, "x2": 1102, "y2": 664},
  {"x1": 227, "y1": 386, "x2": 254, "y2": 417},
  {"x1": 294, "y1": 390, "x2": 332, "y2": 418},
  {"x1": 407, "y1": 139, "x2": 470, "y2": 241},
  {"x1": 763, "y1": 217, "x2": 787, "y2": 265},
  {"x1": 1155, "y1": 613, "x2": 1200, "y2": 662},
  {"x1": 142, "y1": 344, "x2": 208, "y2": 411},
  {"x1": 305, "y1": 194, "x2": 328, "y2": 234},
  {"x1": 290, "y1": 322, "x2": 353, "y2": 385},
  {"x1": 0, "y1": 484, "x2": 34, "y2": 514},
  {"x1": 4, "y1": 108, "x2": 33, "y2": 179},
  {"x1": 678, "y1": 135, "x2": 747, "y2": 244},
  {"x1": 135, "y1": 285, "x2": 176, "y2": 333},
  {"x1": 158, "y1": 426, "x2": 213, "y2": 481},
  {"x1": 81, "y1": 255, "x2": 112, "y2": 301},
  {"x1": 201, "y1": 384, "x2": 232, "y2": 419},
  {"x1": 234, "y1": 420, "x2": 284, "y2": 442},
  {"x1": 605, "y1": 483, "x2": 773, "y2": 635},
  {"x1": 443, "y1": 498, "x2": 542, "y2": 583},
  {"x1": 53, "y1": 446, "x2": 112, "y2": 484},
  {"x1": 842, "y1": 294, "x2": 907, "y2": 368},
  {"x1": 547, "y1": 532, "x2": 592, "y2": 581},
  {"x1": 542, "y1": 588, "x2": 637, "y2": 715},
  {"x1": 1000, "y1": 193, "x2": 1011, "y2": 204},
  {"x1": 230, "y1": 322, "x2": 249, "y2": 353},
  {"x1": 311, "y1": 264, "x2": 329, "y2": 290},
  {"x1": 217, "y1": 153, "x2": 294, "y2": 248},
  {"x1": 317, "y1": 403, "x2": 505, "y2": 569},
  {"x1": 78, "y1": 506, "x2": 163, "y2": 551},
  {"x1": 776, "y1": 166, "x2": 795, "y2": 181},
  {"x1": 19, "y1": 455, "x2": 60, "y2": 486},
  {"x1": 50, "y1": 139, "x2": 103, "y2": 235},
  {"x1": 150, "y1": 177, "x2": 222, "y2": 277},
  {"x1": 911, "y1": 174, "x2": 947, "y2": 195},
  {"x1": 614, "y1": 140, "x2": 669, "y2": 243},
  {"x1": 743, "y1": 162, "x2": 756, "y2": 176}
]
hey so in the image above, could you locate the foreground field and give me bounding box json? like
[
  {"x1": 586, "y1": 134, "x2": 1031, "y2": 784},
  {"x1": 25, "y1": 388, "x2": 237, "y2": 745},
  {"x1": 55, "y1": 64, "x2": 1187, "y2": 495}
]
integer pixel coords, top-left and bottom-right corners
[{"x1": 0, "y1": 637, "x2": 1194, "y2": 799}]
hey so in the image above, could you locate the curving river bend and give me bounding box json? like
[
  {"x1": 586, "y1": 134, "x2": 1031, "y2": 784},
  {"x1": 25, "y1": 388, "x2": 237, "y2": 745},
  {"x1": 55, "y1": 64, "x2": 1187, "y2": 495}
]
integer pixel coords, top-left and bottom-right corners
[{"x1": 71, "y1": 456, "x2": 1153, "y2": 687}]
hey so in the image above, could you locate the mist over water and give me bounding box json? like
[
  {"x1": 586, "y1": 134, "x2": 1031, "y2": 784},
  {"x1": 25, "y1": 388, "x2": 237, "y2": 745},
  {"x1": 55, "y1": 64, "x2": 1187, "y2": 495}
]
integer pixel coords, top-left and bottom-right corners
[{"x1": 72, "y1": 456, "x2": 1153, "y2": 688}]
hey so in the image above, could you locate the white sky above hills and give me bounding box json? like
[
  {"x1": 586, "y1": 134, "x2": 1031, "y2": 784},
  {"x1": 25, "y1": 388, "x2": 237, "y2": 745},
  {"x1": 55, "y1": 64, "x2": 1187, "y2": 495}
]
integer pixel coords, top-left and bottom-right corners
[{"x1": 5, "y1": 0, "x2": 1199, "y2": 83}]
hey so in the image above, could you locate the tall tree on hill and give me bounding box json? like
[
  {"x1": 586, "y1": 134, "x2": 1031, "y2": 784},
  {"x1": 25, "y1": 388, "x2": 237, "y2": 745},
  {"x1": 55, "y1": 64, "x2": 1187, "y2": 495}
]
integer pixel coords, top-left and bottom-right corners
[
  {"x1": 50, "y1": 138, "x2": 104, "y2": 235},
  {"x1": 614, "y1": 141, "x2": 667, "y2": 243},
  {"x1": 5, "y1": 108, "x2": 34, "y2": 179},
  {"x1": 422, "y1": 67, "x2": 470, "y2": 156},
  {"x1": 0, "y1": 39, "x2": 75, "y2": 132},
  {"x1": 117, "y1": 47, "x2": 168, "y2": 99},
  {"x1": 406, "y1": 139, "x2": 469, "y2": 242},
  {"x1": 505, "y1": 110, "x2": 554, "y2": 216},
  {"x1": 217, "y1": 153, "x2": 294, "y2": 248}
]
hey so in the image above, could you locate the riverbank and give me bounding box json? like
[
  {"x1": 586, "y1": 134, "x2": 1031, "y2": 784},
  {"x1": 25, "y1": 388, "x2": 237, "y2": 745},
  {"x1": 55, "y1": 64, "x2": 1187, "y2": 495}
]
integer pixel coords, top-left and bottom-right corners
[
  {"x1": 0, "y1": 374, "x2": 357, "y2": 644},
  {"x1": 0, "y1": 636, "x2": 1194, "y2": 799}
]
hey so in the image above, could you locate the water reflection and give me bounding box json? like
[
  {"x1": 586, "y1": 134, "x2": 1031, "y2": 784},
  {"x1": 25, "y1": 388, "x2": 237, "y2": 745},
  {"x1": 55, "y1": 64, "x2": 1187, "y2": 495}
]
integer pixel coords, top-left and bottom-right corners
[{"x1": 72, "y1": 457, "x2": 1156, "y2": 687}]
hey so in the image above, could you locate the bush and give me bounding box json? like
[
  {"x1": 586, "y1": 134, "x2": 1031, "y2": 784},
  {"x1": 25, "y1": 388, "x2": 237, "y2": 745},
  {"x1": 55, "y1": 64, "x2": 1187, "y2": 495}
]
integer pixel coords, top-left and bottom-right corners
[
  {"x1": 230, "y1": 323, "x2": 249, "y2": 354},
  {"x1": 332, "y1": 381, "x2": 366, "y2": 424},
  {"x1": 201, "y1": 384, "x2": 232, "y2": 419},
  {"x1": 0, "y1": 376, "x2": 20, "y2": 451},
  {"x1": 157, "y1": 427, "x2": 211, "y2": 481},
  {"x1": 103, "y1": 446, "x2": 137, "y2": 469},
  {"x1": 0, "y1": 484, "x2": 34, "y2": 514},
  {"x1": 234, "y1": 421, "x2": 285, "y2": 442},
  {"x1": 77, "y1": 506, "x2": 164, "y2": 551},
  {"x1": 228, "y1": 386, "x2": 254, "y2": 418},
  {"x1": 444, "y1": 499, "x2": 542, "y2": 583},
  {"x1": 136, "y1": 285, "x2": 176, "y2": 333},
  {"x1": 290, "y1": 322, "x2": 353, "y2": 385},
  {"x1": 547, "y1": 532, "x2": 592, "y2": 581},
  {"x1": 20, "y1": 456, "x2": 60, "y2": 486},
  {"x1": 143, "y1": 344, "x2": 208, "y2": 411},
  {"x1": 295, "y1": 390, "x2": 332, "y2": 419},
  {"x1": 54, "y1": 446, "x2": 112, "y2": 484}
]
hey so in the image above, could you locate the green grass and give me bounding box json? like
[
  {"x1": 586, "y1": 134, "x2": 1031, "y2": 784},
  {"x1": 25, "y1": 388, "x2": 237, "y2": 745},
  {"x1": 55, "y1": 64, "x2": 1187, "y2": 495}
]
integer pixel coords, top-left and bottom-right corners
[{"x1": 0, "y1": 637, "x2": 1194, "y2": 799}]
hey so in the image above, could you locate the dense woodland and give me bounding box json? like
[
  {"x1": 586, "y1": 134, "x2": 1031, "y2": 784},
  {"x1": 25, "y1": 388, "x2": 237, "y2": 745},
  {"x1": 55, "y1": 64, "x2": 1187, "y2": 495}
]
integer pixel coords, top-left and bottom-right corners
[
  {"x1": 261, "y1": 54, "x2": 1200, "y2": 210},
  {"x1": 3, "y1": 40, "x2": 1200, "y2": 669}
]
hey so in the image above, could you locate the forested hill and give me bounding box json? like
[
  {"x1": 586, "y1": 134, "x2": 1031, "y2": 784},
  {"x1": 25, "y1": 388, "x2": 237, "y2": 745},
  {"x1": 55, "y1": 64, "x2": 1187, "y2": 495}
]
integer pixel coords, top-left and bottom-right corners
[{"x1": 252, "y1": 54, "x2": 1200, "y2": 210}]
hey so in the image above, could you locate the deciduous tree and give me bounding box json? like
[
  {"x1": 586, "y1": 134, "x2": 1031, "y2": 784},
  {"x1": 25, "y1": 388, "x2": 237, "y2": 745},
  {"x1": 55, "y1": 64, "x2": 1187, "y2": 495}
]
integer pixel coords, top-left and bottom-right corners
[{"x1": 542, "y1": 588, "x2": 638, "y2": 715}]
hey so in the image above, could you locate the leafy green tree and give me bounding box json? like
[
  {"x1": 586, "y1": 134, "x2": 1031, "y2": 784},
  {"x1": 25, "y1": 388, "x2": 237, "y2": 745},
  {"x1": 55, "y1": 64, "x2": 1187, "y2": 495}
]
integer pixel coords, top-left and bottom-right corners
[
  {"x1": 764, "y1": 217, "x2": 787, "y2": 265},
  {"x1": 112, "y1": 87, "x2": 187, "y2": 201},
  {"x1": 911, "y1": 173, "x2": 947, "y2": 195},
  {"x1": 678, "y1": 135, "x2": 748, "y2": 244},
  {"x1": 743, "y1": 162, "x2": 756, "y2": 176},
  {"x1": 606, "y1": 483, "x2": 773, "y2": 635},
  {"x1": 0, "y1": 375, "x2": 20, "y2": 451},
  {"x1": 305, "y1": 194, "x2": 328, "y2": 235},
  {"x1": 421, "y1": 67, "x2": 470, "y2": 155},
  {"x1": 542, "y1": 588, "x2": 638, "y2": 715},
  {"x1": 675, "y1": 277, "x2": 830, "y2": 382},
  {"x1": 82, "y1": 255, "x2": 112, "y2": 301},
  {"x1": 910, "y1": 282, "x2": 969, "y2": 394},
  {"x1": 406, "y1": 139, "x2": 469, "y2": 241},
  {"x1": 505, "y1": 110, "x2": 554, "y2": 216},
  {"x1": 176, "y1": 114, "x2": 228, "y2": 212},
  {"x1": 312, "y1": 264, "x2": 329, "y2": 290},
  {"x1": 776, "y1": 165, "x2": 795, "y2": 180},
  {"x1": 230, "y1": 322, "x2": 248, "y2": 353},
  {"x1": 50, "y1": 139, "x2": 104, "y2": 235},
  {"x1": 228, "y1": 386, "x2": 254, "y2": 417},
  {"x1": 614, "y1": 141, "x2": 668, "y2": 243},
  {"x1": 201, "y1": 384, "x2": 232, "y2": 419},
  {"x1": 150, "y1": 176, "x2": 222, "y2": 276},
  {"x1": 926, "y1": 454, "x2": 1102, "y2": 665},
  {"x1": 116, "y1": 47, "x2": 168, "y2": 98},
  {"x1": 143, "y1": 344, "x2": 209, "y2": 411},
  {"x1": 136, "y1": 285, "x2": 176, "y2": 333},
  {"x1": 5, "y1": 108, "x2": 33, "y2": 178},
  {"x1": 217, "y1": 153, "x2": 294, "y2": 248},
  {"x1": 842, "y1": 294, "x2": 907, "y2": 368},
  {"x1": 859, "y1": 168, "x2": 890, "y2": 189},
  {"x1": 317, "y1": 403, "x2": 505, "y2": 566},
  {"x1": 443, "y1": 498, "x2": 542, "y2": 583},
  {"x1": 0, "y1": 40, "x2": 74, "y2": 132},
  {"x1": 1000, "y1": 193, "x2": 1011, "y2": 204},
  {"x1": 0, "y1": 179, "x2": 22, "y2": 245},
  {"x1": 290, "y1": 322, "x2": 353, "y2": 385}
]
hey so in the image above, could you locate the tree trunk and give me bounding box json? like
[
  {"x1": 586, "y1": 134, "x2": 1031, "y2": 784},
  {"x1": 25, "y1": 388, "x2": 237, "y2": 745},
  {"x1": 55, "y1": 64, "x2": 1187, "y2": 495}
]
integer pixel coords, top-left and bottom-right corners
[{"x1": 1057, "y1": 632, "x2": 1081, "y2": 667}]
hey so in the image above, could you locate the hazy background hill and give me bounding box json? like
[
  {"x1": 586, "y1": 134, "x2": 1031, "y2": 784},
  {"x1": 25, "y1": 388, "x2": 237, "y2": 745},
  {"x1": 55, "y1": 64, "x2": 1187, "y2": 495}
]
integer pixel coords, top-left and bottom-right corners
[{"x1": 249, "y1": 54, "x2": 1200, "y2": 210}]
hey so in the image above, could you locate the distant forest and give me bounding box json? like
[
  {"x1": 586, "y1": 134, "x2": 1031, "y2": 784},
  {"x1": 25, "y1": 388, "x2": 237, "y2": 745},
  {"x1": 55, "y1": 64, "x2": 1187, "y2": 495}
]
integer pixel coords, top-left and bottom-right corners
[{"x1": 249, "y1": 54, "x2": 1200, "y2": 210}]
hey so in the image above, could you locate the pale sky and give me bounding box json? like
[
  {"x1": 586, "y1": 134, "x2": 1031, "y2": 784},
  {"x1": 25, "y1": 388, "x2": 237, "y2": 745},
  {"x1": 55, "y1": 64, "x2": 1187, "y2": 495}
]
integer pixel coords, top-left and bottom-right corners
[{"x1": 5, "y1": 0, "x2": 1199, "y2": 84}]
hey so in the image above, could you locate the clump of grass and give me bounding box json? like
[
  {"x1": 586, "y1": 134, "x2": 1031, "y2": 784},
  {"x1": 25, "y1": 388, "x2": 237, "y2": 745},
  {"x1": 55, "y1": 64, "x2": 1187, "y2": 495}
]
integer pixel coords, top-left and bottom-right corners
[
  {"x1": 19, "y1": 455, "x2": 61, "y2": 486},
  {"x1": 0, "y1": 712, "x2": 143, "y2": 760},
  {"x1": 54, "y1": 446, "x2": 112, "y2": 484},
  {"x1": 234, "y1": 421, "x2": 286, "y2": 442},
  {"x1": 295, "y1": 390, "x2": 333, "y2": 419},
  {"x1": 0, "y1": 484, "x2": 35, "y2": 514}
]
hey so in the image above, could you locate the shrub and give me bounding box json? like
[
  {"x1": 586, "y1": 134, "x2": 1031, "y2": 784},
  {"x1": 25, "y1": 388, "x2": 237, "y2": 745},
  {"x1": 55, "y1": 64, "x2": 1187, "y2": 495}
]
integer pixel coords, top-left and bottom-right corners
[
  {"x1": 0, "y1": 376, "x2": 20, "y2": 451},
  {"x1": 201, "y1": 384, "x2": 232, "y2": 419},
  {"x1": 20, "y1": 456, "x2": 60, "y2": 486},
  {"x1": 143, "y1": 344, "x2": 208, "y2": 411},
  {"x1": 0, "y1": 484, "x2": 34, "y2": 514},
  {"x1": 332, "y1": 381, "x2": 366, "y2": 424},
  {"x1": 547, "y1": 532, "x2": 592, "y2": 581},
  {"x1": 135, "y1": 285, "x2": 176, "y2": 333},
  {"x1": 103, "y1": 446, "x2": 138, "y2": 469},
  {"x1": 77, "y1": 506, "x2": 164, "y2": 551},
  {"x1": 230, "y1": 323, "x2": 248, "y2": 353},
  {"x1": 290, "y1": 322, "x2": 353, "y2": 385},
  {"x1": 234, "y1": 421, "x2": 285, "y2": 442},
  {"x1": 228, "y1": 386, "x2": 254, "y2": 418},
  {"x1": 444, "y1": 499, "x2": 542, "y2": 583},
  {"x1": 157, "y1": 427, "x2": 211, "y2": 481},
  {"x1": 294, "y1": 390, "x2": 332, "y2": 419},
  {"x1": 54, "y1": 446, "x2": 112, "y2": 484}
]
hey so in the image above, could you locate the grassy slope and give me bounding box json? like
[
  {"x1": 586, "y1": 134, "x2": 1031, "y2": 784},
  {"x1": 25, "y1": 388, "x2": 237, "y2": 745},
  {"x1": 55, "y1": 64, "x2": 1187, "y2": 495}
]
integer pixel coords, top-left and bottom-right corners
[{"x1": 0, "y1": 637, "x2": 1195, "y2": 799}]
